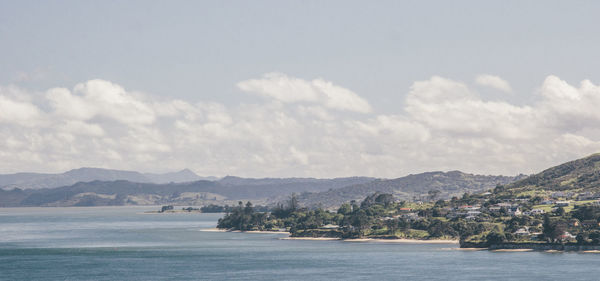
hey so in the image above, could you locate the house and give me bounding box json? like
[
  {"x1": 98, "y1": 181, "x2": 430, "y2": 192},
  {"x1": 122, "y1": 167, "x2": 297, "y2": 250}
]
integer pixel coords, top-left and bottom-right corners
[
  {"x1": 458, "y1": 205, "x2": 481, "y2": 212},
  {"x1": 488, "y1": 206, "x2": 502, "y2": 212},
  {"x1": 551, "y1": 192, "x2": 573, "y2": 199},
  {"x1": 541, "y1": 199, "x2": 554, "y2": 205},
  {"x1": 530, "y1": 208, "x2": 545, "y2": 215},
  {"x1": 507, "y1": 206, "x2": 522, "y2": 216},
  {"x1": 559, "y1": 232, "x2": 576, "y2": 241},
  {"x1": 401, "y1": 212, "x2": 420, "y2": 220},
  {"x1": 320, "y1": 224, "x2": 339, "y2": 229},
  {"x1": 514, "y1": 227, "x2": 530, "y2": 236},
  {"x1": 581, "y1": 220, "x2": 600, "y2": 228},
  {"x1": 577, "y1": 192, "x2": 594, "y2": 201},
  {"x1": 555, "y1": 201, "x2": 570, "y2": 207}
]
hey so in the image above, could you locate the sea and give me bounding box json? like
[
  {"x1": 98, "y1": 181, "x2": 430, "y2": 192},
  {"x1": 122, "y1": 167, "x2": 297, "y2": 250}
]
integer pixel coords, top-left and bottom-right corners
[{"x1": 0, "y1": 206, "x2": 599, "y2": 281}]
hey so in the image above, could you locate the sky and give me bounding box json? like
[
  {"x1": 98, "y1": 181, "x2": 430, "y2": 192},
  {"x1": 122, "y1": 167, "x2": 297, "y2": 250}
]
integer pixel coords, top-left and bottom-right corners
[{"x1": 1, "y1": 0, "x2": 600, "y2": 178}]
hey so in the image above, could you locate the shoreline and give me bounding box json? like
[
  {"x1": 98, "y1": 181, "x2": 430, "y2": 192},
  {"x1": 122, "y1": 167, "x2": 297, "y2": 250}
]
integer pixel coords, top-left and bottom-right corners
[
  {"x1": 205, "y1": 228, "x2": 458, "y2": 243},
  {"x1": 202, "y1": 229, "x2": 600, "y2": 251},
  {"x1": 200, "y1": 228, "x2": 290, "y2": 235},
  {"x1": 143, "y1": 210, "x2": 203, "y2": 214},
  {"x1": 342, "y1": 238, "x2": 459, "y2": 244},
  {"x1": 281, "y1": 237, "x2": 341, "y2": 241}
]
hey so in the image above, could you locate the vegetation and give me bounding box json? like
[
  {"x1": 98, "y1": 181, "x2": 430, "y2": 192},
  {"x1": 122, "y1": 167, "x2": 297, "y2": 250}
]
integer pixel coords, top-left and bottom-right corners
[
  {"x1": 219, "y1": 193, "x2": 491, "y2": 240},
  {"x1": 218, "y1": 154, "x2": 600, "y2": 247},
  {"x1": 296, "y1": 171, "x2": 521, "y2": 208}
]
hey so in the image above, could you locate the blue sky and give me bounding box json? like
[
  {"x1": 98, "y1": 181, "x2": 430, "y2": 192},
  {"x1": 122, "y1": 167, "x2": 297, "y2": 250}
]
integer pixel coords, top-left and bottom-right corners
[
  {"x1": 1, "y1": 1, "x2": 600, "y2": 177},
  {"x1": 3, "y1": 1, "x2": 599, "y2": 108}
]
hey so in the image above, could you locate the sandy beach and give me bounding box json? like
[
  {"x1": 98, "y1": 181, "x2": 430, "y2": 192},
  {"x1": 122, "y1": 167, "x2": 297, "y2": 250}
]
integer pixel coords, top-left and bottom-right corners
[
  {"x1": 204, "y1": 228, "x2": 459, "y2": 243},
  {"x1": 283, "y1": 237, "x2": 458, "y2": 243},
  {"x1": 281, "y1": 237, "x2": 341, "y2": 241},
  {"x1": 343, "y1": 238, "x2": 459, "y2": 244},
  {"x1": 243, "y1": 230, "x2": 291, "y2": 235},
  {"x1": 582, "y1": 250, "x2": 600, "y2": 253},
  {"x1": 199, "y1": 228, "x2": 228, "y2": 232},
  {"x1": 491, "y1": 249, "x2": 534, "y2": 252},
  {"x1": 447, "y1": 247, "x2": 487, "y2": 251}
]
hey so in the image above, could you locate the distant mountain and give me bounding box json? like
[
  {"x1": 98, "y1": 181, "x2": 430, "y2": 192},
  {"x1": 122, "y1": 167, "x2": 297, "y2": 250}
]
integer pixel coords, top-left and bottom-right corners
[
  {"x1": 0, "y1": 176, "x2": 376, "y2": 207},
  {"x1": 297, "y1": 171, "x2": 523, "y2": 208},
  {"x1": 218, "y1": 176, "x2": 375, "y2": 189},
  {"x1": 0, "y1": 167, "x2": 210, "y2": 190},
  {"x1": 143, "y1": 169, "x2": 218, "y2": 184},
  {"x1": 504, "y1": 153, "x2": 600, "y2": 193}
]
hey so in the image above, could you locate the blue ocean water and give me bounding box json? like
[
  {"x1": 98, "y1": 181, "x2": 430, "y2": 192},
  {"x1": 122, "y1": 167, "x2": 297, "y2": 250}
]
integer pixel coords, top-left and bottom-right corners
[{"x1": 0, "y1": 206, "x2": 599, "y2": 281}]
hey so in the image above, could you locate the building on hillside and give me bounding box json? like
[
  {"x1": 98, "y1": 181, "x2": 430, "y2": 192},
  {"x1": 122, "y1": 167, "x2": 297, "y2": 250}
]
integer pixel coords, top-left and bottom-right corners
[
  {"x1": 507, "y1": 206, "x2": 522, "y2": 216},
  {"x1": 524, "y1": 208, "x2": 545, "y2": 215},
  {"x1": 514, "y1": 227, "x2": 530, "y2": 236},
  {"x1": 541, "y1": 199, "x2": 554, "y2": 205},
  {"x1": 401, "y1": 213, "x2": 420, "y2": 220}
]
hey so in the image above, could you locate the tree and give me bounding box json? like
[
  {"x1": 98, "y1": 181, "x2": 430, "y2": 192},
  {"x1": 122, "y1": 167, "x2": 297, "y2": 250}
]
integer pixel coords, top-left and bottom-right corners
[
  {"x1": 385, "y1": 219, "x2": 397, "y2": 235},
  {"x1": 542, "y1": 214, "x2": 554, "y2": 242},
  {"x1": 486, "y1": 231, "x2": 506, "y2": 246},
  {"x1": 576, "y1": 233, "x2": 589, "y2": 245},
  {"x1": 428, "y1": 190, "x2": 441, "y2": 201},
  {"x1": 337, "y1": 203, "x2": 352, "y2": 215},
  {"x1": 543, "y1": 214, "x2": 566, "y2": 243},
  {"x1": 375, "y1": 193, "x2": 394, "y2": 207},
  {"x1": 288, "y1": 193, "x2": 299, "y2": 211},
  {"x1": 493, "y1": 185, "x2": 505, "y2": 193},
  {"x1": 351, "y1": 209, "x2": 371, "y2": 237},
  {"x1": 554, "y1": 206, "x2": 566, "y2": 216},
  {"x1": 552, "y1": 221, "x2": 567, "y2": 242},
  {"x1": 427, "y1": 219, "x2": 456, "y2": 238},
  {"x1": 244, "y1": 201, "x2": 254, "y2": 214}
]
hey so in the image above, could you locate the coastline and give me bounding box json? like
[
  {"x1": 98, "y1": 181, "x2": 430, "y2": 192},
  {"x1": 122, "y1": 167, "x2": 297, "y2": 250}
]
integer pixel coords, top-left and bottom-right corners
[
  {"x1": 281, "y1": 237, "x2": 341, "y2": 241},
  {"x1": 200, "y1": 228, "x2": 290, "y2": 235},
  {"x1": 143, "y1": 210, "x2": 202, "y2": 214},
  {"x1": 206, "y1": 228, "x2": 458, "y2": 243},
  {"x1": 342, "y1": 238, "x2": 459, "y2": 244},
  {"x1": 202, "y1": 229, "x2": 600, "y2": 251},
  {"x1": 458, "y1": 242, "x2": 600, "y2": 252}
]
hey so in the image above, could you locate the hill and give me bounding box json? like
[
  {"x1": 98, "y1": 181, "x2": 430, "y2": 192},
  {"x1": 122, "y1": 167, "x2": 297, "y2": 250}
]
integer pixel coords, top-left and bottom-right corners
[
  {"x1": 493, "y1": 153, "x2": 600, "y2": 200},
  {"x1": 296, "y1": 171, "x2": 522, "y2": 208},
  {"x1": 506, "y1": 153, "x2": 600, "y2": 192},
  {"x1": 0, "y1": 176, "x2": 376, "y2": 207},
  {"x1": 0, "y1": 167, "x2": 211, "y2": 190}
]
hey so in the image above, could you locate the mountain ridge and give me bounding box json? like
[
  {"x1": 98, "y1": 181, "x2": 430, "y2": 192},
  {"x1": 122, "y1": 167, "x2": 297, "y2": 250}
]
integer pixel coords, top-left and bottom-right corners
[{"x1": 0, "y1": 167, "x2": 213, "y2": 190}]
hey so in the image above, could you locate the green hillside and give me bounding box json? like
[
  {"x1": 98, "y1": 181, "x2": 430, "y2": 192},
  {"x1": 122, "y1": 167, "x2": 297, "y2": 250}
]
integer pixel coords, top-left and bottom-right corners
[
  {"x1": 297, "y1": 171, "x2": 521, "y2": 208},
  {"x1": 496, "y1": 153, "x2": 600, "y2": 200}
]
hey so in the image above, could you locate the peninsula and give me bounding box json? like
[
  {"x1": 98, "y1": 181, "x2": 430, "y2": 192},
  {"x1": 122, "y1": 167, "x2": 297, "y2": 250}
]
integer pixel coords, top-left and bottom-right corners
[{"x1": 218, "y1": 153, "x2": 600, "y2": 250}]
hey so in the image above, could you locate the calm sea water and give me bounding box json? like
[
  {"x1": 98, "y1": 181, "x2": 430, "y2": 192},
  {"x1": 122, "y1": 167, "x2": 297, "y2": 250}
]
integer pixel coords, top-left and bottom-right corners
[{"x1": 0, "y1": 206, "x2": 599, "y2": 281}]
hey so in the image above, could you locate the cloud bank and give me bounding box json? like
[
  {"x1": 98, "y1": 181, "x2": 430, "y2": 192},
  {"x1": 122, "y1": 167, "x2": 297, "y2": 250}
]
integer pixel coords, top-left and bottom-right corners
[{"x1": 1, "y1": 74, "x2": 600, "y2": 177}]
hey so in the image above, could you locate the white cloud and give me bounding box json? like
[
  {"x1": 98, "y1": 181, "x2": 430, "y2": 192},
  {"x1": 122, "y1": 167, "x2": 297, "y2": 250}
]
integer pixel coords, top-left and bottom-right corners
[
  {"x1": 1, "y1": 73, "x2": 600, "y2": 178},
  {"x1": 237, "y1": 72, "x2": 372, "y2": 113},
  {"x1": 0, "y1": 94, "x2": 44, "y2": 127},
  {"x1": 475, "y1": 74, "x2": 513, "y2": 93}
]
